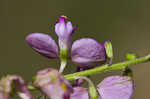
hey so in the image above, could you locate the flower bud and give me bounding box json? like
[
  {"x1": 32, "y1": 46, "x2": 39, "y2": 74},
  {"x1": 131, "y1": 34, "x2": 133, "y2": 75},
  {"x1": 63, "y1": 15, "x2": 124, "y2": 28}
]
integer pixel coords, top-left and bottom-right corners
[
  {"x1": 34, "y1": 68, "x2": 72, "y2": 99},
  {"x1": 97, "y1": 75, "x2": 134, "y2": 99},
  {"x1": 26, "y1": 33, "x2": 59, "y2": 58},
  {"x1": 71, "y1": 38, "x2": 106, "y2": 68}
]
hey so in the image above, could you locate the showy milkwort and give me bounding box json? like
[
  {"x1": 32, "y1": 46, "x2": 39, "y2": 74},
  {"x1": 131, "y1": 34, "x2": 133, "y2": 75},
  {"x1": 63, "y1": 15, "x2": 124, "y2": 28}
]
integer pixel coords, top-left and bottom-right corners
[
  {"x1": 55, "y1": 16, "x2": 76, "y2": 73},
  {"x1": 24, "y1": 15, "x2": 136, "y2": 99},
  {"x1": 26, "y1": 16, "x2": 112, "y2": 73}
]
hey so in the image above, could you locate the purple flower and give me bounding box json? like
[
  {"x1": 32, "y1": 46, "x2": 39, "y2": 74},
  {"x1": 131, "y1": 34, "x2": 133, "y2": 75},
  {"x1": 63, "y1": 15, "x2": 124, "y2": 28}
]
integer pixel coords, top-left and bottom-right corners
[
  {"x1": 26, "y1": 33, "x2": 59, "y2": 58},
  {"x1": 34, "y1": 68, "x2": 72, "y2": 99},
  {"x1": 55, "y1": 16, "x2": 76, "y2": 72},
  {"x1": 55, "y1": 16, "x2": 76, "y2": 50},
  {"x1": 71, "y1": 38, "x2": 107, "y2": 68},
  {"x1": 0, "y1": 75, "x2": 33, "y2": 99}
]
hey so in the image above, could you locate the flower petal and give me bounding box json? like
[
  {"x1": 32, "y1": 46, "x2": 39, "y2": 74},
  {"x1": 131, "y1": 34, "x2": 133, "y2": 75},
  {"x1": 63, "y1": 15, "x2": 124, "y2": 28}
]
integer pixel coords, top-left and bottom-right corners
[
  {"x1": 71, "y1": 87, "x2": 89, "y2": 99},
  {"x1": 71, "y1": 38, "x2": 106, "y2": 68},
  {"x1": 55, "y1": 16, "x2": 74, "y2": 38},
  {"x1": 66, "y1": 21, "x2": 73, "y2": 34},
  {"x1": 55, "y1": 17, "x2": 66, "y2": 37},
  {"x1": 97, "y1": 76, "x2": 134, "y2": 99},
  {"x1": 34, "y1": 68, "x2": 72, "y2": 99},
  {"x1": 26, "y1": 33, "x2": 59, "y2": 58}
]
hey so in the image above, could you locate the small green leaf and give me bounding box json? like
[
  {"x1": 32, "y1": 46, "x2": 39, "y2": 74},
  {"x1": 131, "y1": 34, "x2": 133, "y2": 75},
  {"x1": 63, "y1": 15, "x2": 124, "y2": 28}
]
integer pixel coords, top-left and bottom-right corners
[{"x1": 104, "y1": 41, "x2": 113, "y2": 59}]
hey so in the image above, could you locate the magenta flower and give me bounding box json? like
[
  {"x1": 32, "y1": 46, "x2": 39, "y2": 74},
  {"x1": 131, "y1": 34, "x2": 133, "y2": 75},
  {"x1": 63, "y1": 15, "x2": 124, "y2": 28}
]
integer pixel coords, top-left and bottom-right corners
[
  {"x1": 34, "y1": 68, "x2": 72, "y2": 99},
  {"x1": 71, "y1": 38, "x2": 107, "y2": 68}
]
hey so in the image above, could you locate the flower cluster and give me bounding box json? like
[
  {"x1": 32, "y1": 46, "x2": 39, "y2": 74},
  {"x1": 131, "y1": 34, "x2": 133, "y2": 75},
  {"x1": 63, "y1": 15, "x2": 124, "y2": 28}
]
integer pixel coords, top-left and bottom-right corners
[{"x1": 0, "y1": 16, "x2": 134, "y2": 99}]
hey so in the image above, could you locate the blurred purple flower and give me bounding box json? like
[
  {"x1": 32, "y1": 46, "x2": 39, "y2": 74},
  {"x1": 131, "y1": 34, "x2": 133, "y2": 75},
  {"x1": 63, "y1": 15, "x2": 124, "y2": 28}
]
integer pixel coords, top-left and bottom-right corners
[
  {"x1": 97, "y1": 75, "x2": 134, "y2": 99},
  {"x1": 26, "y1": 33, "x2": 59, "y2": 58},
  {"x1": 0, "y1": 75, "x2": 33, "y2": 99},
  {"x1": 70, "y1": 75, "x2": 134, "y2": 99},
  {"x1": 71, "y1": 38, "x2": 106, "y2": 68},
  {"x1": 34, "y1": 68, "x2": 72, "y2": 99}
]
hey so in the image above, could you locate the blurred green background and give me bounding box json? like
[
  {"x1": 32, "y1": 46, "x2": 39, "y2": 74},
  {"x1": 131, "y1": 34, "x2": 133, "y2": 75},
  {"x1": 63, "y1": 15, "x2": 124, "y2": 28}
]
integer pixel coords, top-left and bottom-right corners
[{"x1": 0, "y1": 0, "x2": 150, "y2": 98}]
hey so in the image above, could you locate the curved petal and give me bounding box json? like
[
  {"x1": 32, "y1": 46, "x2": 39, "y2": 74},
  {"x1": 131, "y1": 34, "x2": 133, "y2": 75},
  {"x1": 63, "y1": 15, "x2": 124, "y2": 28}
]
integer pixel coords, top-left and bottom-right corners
[
  {"x1": 34, "y1": 68, "x2": 72, "y2": 99},
  {"x1": 55, "y1": 16, "x2": 74, "y2": 38},
  {"x1": 71, "y1": 38, "x2": 106, "y2": 68},
  {"x1": 26, "y1": 33, "x2": 59, "y2": 58},
  {"x1": 71, "y1": 87, "x2": 89, "y2": 99},
  {"x1": 97, "y1": 76, "x2": 134, "y2": 99},
  {"x1": 55, "y1": 17, "x2": 66, "y2": 37}
]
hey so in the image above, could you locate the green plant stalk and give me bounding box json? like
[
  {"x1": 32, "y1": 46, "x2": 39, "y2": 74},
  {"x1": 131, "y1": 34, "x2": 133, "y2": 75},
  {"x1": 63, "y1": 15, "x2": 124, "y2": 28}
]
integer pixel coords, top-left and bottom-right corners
[
  {"x1": 28, "y1": 54, "x2": 150, "y2": 91},
  {"x1": 64, "y1": 54, "x2": 150, "y2": 80}
]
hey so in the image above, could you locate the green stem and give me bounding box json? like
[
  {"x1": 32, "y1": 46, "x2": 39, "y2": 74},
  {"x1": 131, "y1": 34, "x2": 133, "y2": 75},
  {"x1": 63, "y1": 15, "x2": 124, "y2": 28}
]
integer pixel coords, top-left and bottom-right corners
[
  {"x1": 64, "y1": 54, "x2": 150, "y2": 80},
  {"x1": 28, "y1": 54, "x2": 150, "y2": 91}
]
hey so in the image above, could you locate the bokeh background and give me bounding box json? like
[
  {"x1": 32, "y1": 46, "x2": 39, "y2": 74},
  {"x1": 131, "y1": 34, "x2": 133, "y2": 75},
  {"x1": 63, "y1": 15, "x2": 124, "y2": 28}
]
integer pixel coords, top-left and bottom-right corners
[{"x1": 0, "y1": 0, "x2": 150, "y2": 98}]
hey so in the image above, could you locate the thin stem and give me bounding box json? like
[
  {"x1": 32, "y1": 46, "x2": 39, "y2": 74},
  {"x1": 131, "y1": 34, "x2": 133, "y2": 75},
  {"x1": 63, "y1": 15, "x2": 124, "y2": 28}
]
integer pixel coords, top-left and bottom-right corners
[
  {"x1": 59, "y1": 60, "x2": 67, "y2": 73},
  {"x1": 64, "y1": 54, "x2": 150, "y2": 80}
]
